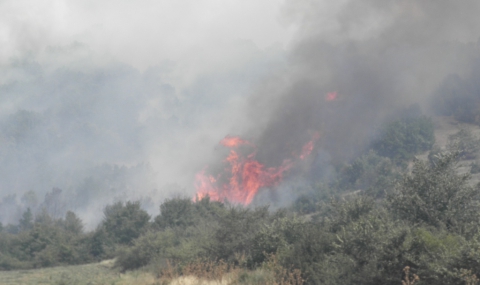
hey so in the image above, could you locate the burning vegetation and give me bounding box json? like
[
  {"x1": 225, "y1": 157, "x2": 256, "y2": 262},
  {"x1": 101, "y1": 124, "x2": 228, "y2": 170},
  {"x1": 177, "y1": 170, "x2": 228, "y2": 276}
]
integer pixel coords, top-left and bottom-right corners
[
  {"x1": 3, "y1": 0, "x2": 480, "y2": 285},
  {"x1": 195, "y1": 134, "x2": 319, "y2": 205}
]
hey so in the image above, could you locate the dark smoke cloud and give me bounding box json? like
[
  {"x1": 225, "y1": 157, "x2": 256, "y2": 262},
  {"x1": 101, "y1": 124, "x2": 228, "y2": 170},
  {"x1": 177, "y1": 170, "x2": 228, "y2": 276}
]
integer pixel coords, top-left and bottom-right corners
[{"x1": 244, "y1": 0, "x2": 480, "y2": 172}]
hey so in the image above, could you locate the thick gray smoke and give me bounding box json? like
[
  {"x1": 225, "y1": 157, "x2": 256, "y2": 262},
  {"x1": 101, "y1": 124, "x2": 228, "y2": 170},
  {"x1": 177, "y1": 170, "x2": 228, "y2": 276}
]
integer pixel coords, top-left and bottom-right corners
[
  {"x1": 0, "y1": 39, "x2": 284, "y2": 228},
  {"x1": 2, "y1": 0, "x2": 480, "y2": 226},
  {"x1": 244, "y1": 0, "x2": 480, "y2": 170}
]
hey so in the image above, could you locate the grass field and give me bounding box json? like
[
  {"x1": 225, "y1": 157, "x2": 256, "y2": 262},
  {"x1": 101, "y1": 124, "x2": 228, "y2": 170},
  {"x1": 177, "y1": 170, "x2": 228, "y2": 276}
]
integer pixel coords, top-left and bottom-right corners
[
  {"x1": 0, "y1": 260, "x2": 161, "y2": 285},
  {"x1": 0, "y1": 260, "x2": 247, "y2": 285}
]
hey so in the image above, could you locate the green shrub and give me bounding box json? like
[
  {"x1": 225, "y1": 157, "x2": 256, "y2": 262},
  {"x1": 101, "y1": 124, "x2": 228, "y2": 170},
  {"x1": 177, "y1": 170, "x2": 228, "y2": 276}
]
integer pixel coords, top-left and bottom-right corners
[
  {"x1": 115, "y1": 230, "x2": 177, "y2": 271},
  {"x1": 206, "y1": 206, "x2": 270, "y2": 263},
  {"x1": 372, "y1": 116, "x2": 435, "y2": 162},
  {"x1": 102, "y1": 201, "x2": 151, "y2": 245},
  {"x1": 250, "y1": 216, "x2": 304, "y2": 266},
  {"x1": 0, "y1": 210, "x2": 93, "y2": 270},
  {"x1": 447, "y1": 129, "x2": 480, "y2": 159},
  {"x1": 340, "y1": 151, "x2": 399, "y2": 197},
  {"x1": 154, "y1": 196, "x2": 227, "y2": 230},
  {"x1": 388, "y1": 151, "x2": 480, "y2": 235},
  {"x1": 404, "y1": 228, "x2": 466, "y2": 285}
]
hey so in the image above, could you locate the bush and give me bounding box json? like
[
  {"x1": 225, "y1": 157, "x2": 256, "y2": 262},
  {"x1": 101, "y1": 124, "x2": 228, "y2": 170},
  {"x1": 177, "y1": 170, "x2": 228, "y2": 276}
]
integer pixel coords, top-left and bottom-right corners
[
  {"x1": 250, "y1": 216, "x2": 305, "y2": 266},
  {"x1": 447, "y1": 129, "x2": 480, "y2": 159},
  {"x1": 371, "y1": 116, "x2": 435, "y2": 162},
  {"x1": 154, "y1": 196, "x2": 227, "y2": 230},
  {"x1": 102, "y1": 201, "x2": 151, "y2": 245},
  {"x1": 154, "y1": 198, "x2": 195, "y2": 229},
  {"x1": 388, "y1": 151, "x2": 480, "y2": 235},
  {"x1": 115, "y1": 230, "x2": 179, "y2": 271},
  {"x1": 0, "y1": 210, "x2": 93, "y2": 270},
  {"x1": 340, "y1": 151, "x2": 399, "y2": 197},
  {"x1": 206, "y1": 206, "x2": 270, "y2": 263}
]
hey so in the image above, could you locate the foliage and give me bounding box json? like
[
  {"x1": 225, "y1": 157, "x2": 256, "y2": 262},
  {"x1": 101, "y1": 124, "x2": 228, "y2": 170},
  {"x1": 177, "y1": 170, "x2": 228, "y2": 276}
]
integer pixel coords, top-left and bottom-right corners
[
  {"x1": 4, "y1": 146, "x2": 480, "y2": 284},
  {"x1": 0, "y1": 211, "x2": 93, "y2": 270},
  {"x1": 59, "y1": 211, "x2": 84, "y2": 235},
  {"x1": 102, "y1": 201, "x2": 151, "y2": 245},
  {"x1": 388, "y1": 151, "x2": 480, "y2": 235},
  {"x1": 154, "y1": 196, "x2": 226, "y2": 230},
  {"x1": 116, "y1": 197, "x2": 228, "y2": 272},
  {"x1": 292, "y1": 183, "x2": 337, "y2": 214},
  {"x1": 340, "y1": 150, "x2": 399, "y2": 197},
  {"x1": 250, "y1": 215, "x2": 305, "y2": 267},
  {"x1": 206, "y1": 206, "x2": 270, "y2": 263},
  {"x1": 115, "y1": 230, "x2": 184, "y2": 271},
  {"x1": 18, "y1": 208, "x2": 33, "y2": 232},
  {"x1": 447, "y1": 129, "x2": 480, "y2": 159},
  {"x1": 371, "y1": 116, "x2": 435, "y2": 163}
]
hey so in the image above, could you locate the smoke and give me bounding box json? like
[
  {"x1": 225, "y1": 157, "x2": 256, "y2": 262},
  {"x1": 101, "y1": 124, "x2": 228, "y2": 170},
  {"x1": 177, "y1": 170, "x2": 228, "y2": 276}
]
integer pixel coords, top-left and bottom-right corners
[
  {"x1": 2, "y1": 0, "x2": 480, "y2": 226},
  {"x1": 0, "y1": 0, "x2": 288, "y2": 227},
  {"x1": 244, "y1": 0, "x2": 480, "y2": 169}
]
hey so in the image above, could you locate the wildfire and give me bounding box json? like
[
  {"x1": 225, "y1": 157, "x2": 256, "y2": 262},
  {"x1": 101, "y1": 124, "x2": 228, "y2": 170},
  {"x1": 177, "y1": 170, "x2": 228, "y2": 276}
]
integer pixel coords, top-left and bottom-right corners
[
  {"x1": 326, "y1": 91, "x2": 338, "y2": 101},
  {"x1": 300, "y1": 132, "x2": 320, "y2": 160},
  {"x1": 194, "y1": 134, "x2": 319, "y2": 205},
  {"x1": 220, "y1": 135, "x2": 252, "y2": 147}
]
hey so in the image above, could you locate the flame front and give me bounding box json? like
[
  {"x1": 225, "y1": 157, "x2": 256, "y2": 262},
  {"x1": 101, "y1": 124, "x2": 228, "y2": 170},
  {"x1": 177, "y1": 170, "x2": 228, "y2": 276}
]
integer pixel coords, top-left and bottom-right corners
[{"x1": 194, "y1": 134, "x2": 319, "y2": 205}]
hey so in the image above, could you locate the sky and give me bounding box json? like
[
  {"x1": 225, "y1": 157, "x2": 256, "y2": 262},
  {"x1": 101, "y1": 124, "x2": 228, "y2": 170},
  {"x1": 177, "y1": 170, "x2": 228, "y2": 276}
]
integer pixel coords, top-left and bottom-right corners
[{"x1": 0, "y1": 0, "x2": 294, "y2": 69}]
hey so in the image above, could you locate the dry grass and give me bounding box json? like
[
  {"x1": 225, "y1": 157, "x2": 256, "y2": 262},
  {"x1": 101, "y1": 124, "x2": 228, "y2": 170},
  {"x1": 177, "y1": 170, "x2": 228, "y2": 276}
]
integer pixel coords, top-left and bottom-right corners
[
  {"x1": 0, "y1": 259, "x2": 158, "y2": 285},
  {"x1": 0, "y1": 256, "x2": 304, "y2": 285},
  {"x1": 156, "y1": 254, "x2": 304, "y2": 285}
]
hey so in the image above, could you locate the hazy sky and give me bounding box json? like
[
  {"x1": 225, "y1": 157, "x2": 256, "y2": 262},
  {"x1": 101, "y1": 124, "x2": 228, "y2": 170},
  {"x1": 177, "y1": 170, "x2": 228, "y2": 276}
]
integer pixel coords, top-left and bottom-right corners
[{"x1": 0, "y1": 0, "x2": 295, "y2": 70}]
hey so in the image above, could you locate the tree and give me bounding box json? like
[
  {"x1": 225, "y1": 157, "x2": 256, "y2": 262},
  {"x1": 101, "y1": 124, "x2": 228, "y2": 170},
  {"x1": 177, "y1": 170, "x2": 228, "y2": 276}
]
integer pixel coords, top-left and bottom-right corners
[
  {"x1": 19, "y1": 208, "x2": 33, "y2": 231},
  {"x1": 388, "y1": 151, "x2": 480, "y2": 235},
  {"x1": 447, "y1": 129, "x2": 480, "y2": 159},
  {"x1": 102, "y1": 201, "x2": 151, "y2": 245},
  {"x1": 372, "y1": 116, "x2": 435, "y2": 163},
  {"x1": 207, "y1": 206, "x2": 269, "y2": 263},
  {"x1": 42, "y1": 187, "x2": 66, "y2": 219},
  {"x1": 154, "y1": 197, "x2": 195, "y2": 229},
  {"x1": 61, "y1": 211, "x2": 84, "y2": 235}
]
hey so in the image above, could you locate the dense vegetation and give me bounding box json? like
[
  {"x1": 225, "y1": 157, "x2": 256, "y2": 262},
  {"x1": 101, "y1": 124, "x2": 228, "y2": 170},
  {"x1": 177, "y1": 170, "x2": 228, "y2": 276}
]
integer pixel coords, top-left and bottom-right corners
[
  {"x1": 2, "y1": 114, "x2": 480, "y2": 284},
  {"x1": 371, "y1": 115, "x2": 435, "y2": 163}
]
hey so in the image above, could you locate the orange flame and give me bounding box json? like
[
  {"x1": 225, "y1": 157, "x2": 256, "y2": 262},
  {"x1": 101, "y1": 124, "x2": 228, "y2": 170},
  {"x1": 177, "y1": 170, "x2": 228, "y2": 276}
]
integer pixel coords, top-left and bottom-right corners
[
  {"x1": 326, "y1": 91, "x2": 338, "y2": 101},
  {"x1": 194, "y1": 134, "x2": 319, "y2": 205},
  {"x1": 220, "y1": 135, "x2": 251, "y2": 147},
  {"x1": 300, "y1": 132, "x2": 320, "y2": 160}
]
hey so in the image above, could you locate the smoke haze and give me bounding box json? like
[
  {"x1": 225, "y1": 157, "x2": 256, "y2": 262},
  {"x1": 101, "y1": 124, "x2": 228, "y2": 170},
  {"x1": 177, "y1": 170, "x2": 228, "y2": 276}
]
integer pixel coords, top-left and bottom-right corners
[
  {"x1": 246, "y1": 0, "x2": 480, "y2": 166},
  {"x1": 1, "y1": 0, "x2": 480, "y2": 226}
]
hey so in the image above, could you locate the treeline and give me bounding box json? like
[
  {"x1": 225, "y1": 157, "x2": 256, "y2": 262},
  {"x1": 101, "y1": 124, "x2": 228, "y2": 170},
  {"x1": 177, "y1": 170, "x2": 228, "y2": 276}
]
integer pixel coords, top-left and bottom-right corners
[
  {"x1": 116, "y1": 151, "x2": 480, "y2": 285},
  {"x1": 2, "y1": 112, "x2": 480, "y2": 284},
  {"x1": 2, "y1": 152, "x2": 480, "y2": 284}
]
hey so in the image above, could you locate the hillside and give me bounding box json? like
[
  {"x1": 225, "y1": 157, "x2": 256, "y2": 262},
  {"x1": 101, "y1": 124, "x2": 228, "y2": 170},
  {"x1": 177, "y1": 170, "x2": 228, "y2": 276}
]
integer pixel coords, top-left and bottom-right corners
[
  {"x1": 2, "y1": 114, "x2": 480, "y2": 285},
  {"x1": 430, "y1": 116, "x2": 480, "y2": 183}
]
